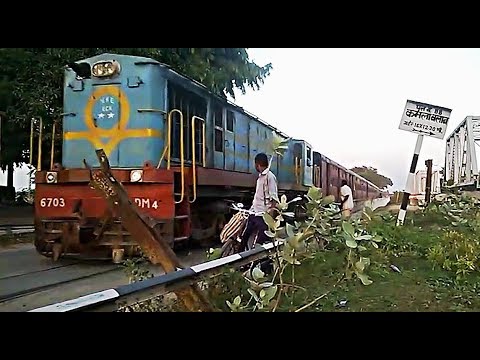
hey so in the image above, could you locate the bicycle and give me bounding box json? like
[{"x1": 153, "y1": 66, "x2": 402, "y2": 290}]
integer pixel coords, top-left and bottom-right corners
[{"x1": 219, "y1": 203, "x2": 257, "y2": 258}]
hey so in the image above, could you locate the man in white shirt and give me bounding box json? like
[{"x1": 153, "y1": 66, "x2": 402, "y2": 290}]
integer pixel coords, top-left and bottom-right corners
[
  {"x1": 340, "y1": 179, "x2": 354, "y2": 219},
  {"x1": 240, "y1": 153, "x2": 278, "y2": 249}
]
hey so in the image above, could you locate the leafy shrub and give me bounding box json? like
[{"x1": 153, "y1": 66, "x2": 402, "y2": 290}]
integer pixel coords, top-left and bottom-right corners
[
  {"x1": 427, "y1": 231, "x2": 480, "y2": 279},
  {"x1": 368, "y1": 220, "x2": 424, "y2": 257},
  {"x1": 223, "y1": 186, "x2": 383, "y2": 312},
  {"x1": 423, "y1": 193, "x2": 480, "y2": 228}
]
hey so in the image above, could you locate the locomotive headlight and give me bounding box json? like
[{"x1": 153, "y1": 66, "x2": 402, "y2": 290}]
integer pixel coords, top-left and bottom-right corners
[
  {"x1": 91, "y1": 60, "x2": 120, "y2": 78},
  {"x1": 46, "y1": 172, "x2": 58, "y2": 184},
  {"x1": 130, "y1": 170, "x2": 143, "y2": 183}
]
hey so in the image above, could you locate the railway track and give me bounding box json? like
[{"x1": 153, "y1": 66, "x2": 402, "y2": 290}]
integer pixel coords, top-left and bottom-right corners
[
  {"x1": 0, "y1": 261, "x2": 121, "y2": 303},
  {"x1": 0, "y1": 224, "x2": 34, "y2": 236},
  {"x1": 0, "y1": 244, "x2": 208, "y2": 312}
]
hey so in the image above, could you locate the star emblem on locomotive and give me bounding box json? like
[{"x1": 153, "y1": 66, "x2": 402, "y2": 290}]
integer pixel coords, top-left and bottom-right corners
[
  {"x1": 63, "y1": 85, "x2": 161, "y2": 157},
  {"x1": 97, "y1": 112, "x2": 115, "y2": 119},
  {"x1": 94, "y1": 95, "x2": 118, "y2": 127}
]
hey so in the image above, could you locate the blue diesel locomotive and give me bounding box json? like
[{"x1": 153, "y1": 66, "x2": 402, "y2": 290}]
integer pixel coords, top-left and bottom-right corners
[{"x1": 33, "y1": 53, "x2": 382, "y2": 261}]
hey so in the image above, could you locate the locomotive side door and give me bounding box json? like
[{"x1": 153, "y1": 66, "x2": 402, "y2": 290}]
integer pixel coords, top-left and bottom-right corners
[
  {"x1": 303, "y1": 143, "x2": 313, "y2": 187},
  {"x1": 224, "y1": 110, "x2": 236, "y2": 171}
]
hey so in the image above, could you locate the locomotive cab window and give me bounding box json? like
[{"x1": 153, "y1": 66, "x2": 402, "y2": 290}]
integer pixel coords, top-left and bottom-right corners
[
  {"x1": 226, "y1": 110, "x2": 234, "y2": 132},
  {"x1": 293, "y1": 143, "x2": 303, "y2": 159},
  {"x1": 293, "y1": 143, "x2": 303, "y2": 168},
  {"x1": 215, "y1": 129, "x2": 223, "y2": 152},
  {"x1": 213, "y1": 104, "x2": 224, "y2": 153},
  {"x1": 214, "y1": 106, "x2": 223, "y2": 128},
  {"x1": 167, "y1": 82, "x2": 207, "y2": 162}
]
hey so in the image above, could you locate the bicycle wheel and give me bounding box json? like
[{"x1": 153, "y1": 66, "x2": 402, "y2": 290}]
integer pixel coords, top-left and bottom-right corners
[{"x1": 220, "y1": 238, "x2": 240, "y2": 257}]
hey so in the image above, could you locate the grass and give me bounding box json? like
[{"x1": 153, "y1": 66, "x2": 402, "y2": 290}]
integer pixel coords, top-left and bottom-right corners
[
  {"x1": 295, "y1": 250, "x2": 480, "y2": 312},
  {"x1": 207, "y1": 205, "x2": 480, "y2": 312},
  {"x1": 309, "y1": 208, "x2": 480, "y2": 312}
]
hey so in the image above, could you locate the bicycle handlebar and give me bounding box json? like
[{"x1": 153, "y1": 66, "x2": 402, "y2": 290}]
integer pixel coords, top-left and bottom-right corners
[{"x1": 230, "y1": 205, "x2": 256, "y2": 215}]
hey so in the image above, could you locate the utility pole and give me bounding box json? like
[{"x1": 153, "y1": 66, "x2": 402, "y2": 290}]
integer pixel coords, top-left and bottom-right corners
[
  {"x1": 425, "y1": 159, "x2": 433, "y2": 206},
  {"x1": 0, "y1": 113, "x2": 2, "y2": 162}
]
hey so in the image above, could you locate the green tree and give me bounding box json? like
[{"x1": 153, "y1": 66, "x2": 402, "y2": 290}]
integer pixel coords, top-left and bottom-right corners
[
  {"x1": 351, "y1": 166, "x2": 393, "y2": 189},
  {"x1": 0, "y1": 48, "x2": 272, "y2": 168}
]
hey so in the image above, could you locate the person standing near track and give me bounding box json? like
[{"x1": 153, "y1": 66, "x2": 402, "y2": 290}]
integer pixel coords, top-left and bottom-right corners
[
  {"x1": 240, "y1": 153, "x2": 278, "y2": 250},
  {"x1": 340, "y1": 179, "x2": 354, "y2": 219}
]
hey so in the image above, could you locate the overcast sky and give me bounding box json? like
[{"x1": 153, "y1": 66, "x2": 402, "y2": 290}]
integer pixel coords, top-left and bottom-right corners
[
  {"x1": 227, "y1": 48, "x2": 480, "y2": 190},
  {"x1": 3, "y1": 48, "x2": 480, "y2": 190}
]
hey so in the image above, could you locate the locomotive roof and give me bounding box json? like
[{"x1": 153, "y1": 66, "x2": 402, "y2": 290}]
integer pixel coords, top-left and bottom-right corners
[
  {"x1": 75, "y1": 53, "x2": 290, "y2": 139},
  {"x1": 74, "y1": 53, "x2": 381, "y2": 192},
  {"x1": 159, "y1": 63, "x2": 291, "y2": 140}
]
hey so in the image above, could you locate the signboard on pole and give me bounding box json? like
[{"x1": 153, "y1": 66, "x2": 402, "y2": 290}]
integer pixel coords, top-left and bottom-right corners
[
  {"x1": 399, "y1": 100, "x2": 452, "y2": 140},
  {"x1": 396, "y1": 99, "x2": 452, "y2": 226}
]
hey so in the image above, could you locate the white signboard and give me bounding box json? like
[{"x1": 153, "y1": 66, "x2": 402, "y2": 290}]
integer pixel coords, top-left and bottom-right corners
[{"x1": 399, "y1": 100, "x2": 452, "y2": 139}]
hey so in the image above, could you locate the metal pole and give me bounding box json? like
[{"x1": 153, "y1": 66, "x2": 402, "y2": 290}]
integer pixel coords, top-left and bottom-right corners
[
  {"x1": 50, "y1": 120, "x2": 56, "y2": 170},
  {"x1": 397, "y1": 134, "x2": 424, "y2": 226},
  {"x1": 0, "y1": 114, "x2": 2, "y2": 161},
  {"x1": 37, "y1": 117, "x2": 43, "y2": 171},
  {"x1": 425, "y1": 159, "x2": 433, "y2": 206}
]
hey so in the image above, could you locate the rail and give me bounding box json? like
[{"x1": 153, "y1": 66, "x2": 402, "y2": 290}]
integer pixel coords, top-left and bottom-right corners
[
  {"x1": 29, "y1": 116, "x2": 59, "y2": 171},
  {"x1": 29, "y1": 117, "x2": 43, "y2": 171},
  {"x1": 29, "y1": 118, "x2": 34, "y2": 166},
  {"x1": 189, "y1": 116, "x2": 206, "y2": 203},
  {"x1": 29, "y1": 240, "x2": 282, "y2": 312},
  {"x1": 37, "y1": 116, "x2": 42, "y2": 171},
  {"x1": 0, "y1": 224, "x2": 34, "y2": 236},
  {"x1": 166, "y1": 109, "x2": 185, "y2": 204},
  {"x1": 163, "y1": 110, "x2": 204, "y2": 204},
  {"x1": 50, "y1": 120, "x2": 57, "y2": 170}
]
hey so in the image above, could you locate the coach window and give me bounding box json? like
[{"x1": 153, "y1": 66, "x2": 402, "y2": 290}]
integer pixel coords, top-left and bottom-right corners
[
  {"x1": 306, "y1": 146, "x2": 312, "y2": 166},
  {"x1": 214, "y1": 105, "x2": 224, "y2": 152},
  {"x1": 313, "y1": 152, "x2": 321, "y2": 167}
]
